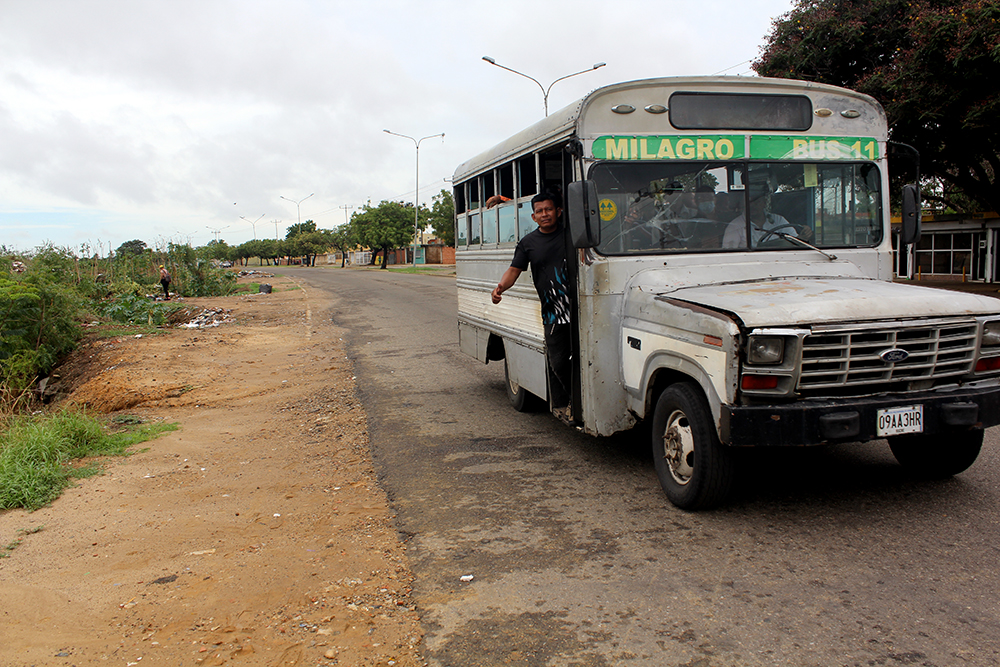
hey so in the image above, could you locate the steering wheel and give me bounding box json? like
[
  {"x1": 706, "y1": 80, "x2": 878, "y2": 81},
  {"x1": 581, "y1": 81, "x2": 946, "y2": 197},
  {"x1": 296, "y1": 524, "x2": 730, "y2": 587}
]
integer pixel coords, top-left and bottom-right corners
[{"x1": 756, "y1": 223, "x2": 800, "y2": 245}]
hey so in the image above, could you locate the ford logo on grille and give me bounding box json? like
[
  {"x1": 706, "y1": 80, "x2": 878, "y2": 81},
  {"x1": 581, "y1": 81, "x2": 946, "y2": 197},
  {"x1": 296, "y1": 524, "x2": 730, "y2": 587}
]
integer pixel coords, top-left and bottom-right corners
[{"x1": 880, "y1": 348, "x2": 910, "y2": 363}]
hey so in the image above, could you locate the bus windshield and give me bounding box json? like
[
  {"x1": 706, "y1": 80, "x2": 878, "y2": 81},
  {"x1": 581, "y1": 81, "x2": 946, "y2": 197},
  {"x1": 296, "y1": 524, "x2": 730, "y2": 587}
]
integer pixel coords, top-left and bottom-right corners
[{"x1": 590, "y1": 161, "x2": 882, "y2": 255}]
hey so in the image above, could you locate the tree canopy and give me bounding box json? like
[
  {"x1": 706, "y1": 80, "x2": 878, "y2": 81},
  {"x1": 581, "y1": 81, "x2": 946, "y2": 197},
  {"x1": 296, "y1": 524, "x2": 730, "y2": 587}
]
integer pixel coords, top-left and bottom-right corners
[
  {"x1": 286, "y1": 220, "x2": 317, "y2": 239},
  {"x1": 115, "y1": 239, "x2": 147, "y2": 256},
  {"x1": 426, "y1": 189, "x2": 455, "y2": 246},
  {"x1": 327, "y1": 224, "x2": 358, "y2": 267},
  {"x1": 351, "y1": 201, "x2": 415, "y2": 269},
  {"x1": 753, "y1": 0, "x2": 1000, "y2": 213}
]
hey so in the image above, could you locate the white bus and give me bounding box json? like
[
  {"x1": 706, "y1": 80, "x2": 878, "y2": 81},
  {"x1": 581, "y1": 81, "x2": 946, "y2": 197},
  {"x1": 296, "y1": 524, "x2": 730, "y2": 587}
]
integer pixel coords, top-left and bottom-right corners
[{"x1": 454, "y1": 76, "x2": 1000, "y2": 509}]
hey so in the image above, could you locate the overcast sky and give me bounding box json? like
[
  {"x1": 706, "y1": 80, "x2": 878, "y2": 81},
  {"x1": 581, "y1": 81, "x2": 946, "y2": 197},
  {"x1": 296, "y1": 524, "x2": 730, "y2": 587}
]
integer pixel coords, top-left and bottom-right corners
[{"x1": 0, "y1": 0, "x2": 794, "y2": 253}]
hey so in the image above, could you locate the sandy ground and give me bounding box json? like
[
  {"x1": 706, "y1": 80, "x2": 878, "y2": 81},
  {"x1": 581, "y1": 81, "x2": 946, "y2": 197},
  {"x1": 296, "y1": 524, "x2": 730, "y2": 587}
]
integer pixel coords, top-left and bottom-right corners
[{"x1": 0, "y1": 274, "x2": 424, "y2": 667}]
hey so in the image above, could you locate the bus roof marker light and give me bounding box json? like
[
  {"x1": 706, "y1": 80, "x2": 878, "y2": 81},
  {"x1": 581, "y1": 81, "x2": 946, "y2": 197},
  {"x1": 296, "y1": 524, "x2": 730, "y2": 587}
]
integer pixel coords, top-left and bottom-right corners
[
  {"x1": 841, "y1": 109, "x2": 861, "y2": 118},
  {"x1": 815, "y1": 108, "x2": 833, "y2": 117},
  {"x1": 612, "y1": 104, "x2": 635, "y2": 114},
  {"x1": 645, "y1": 104, "x2": 667, "y2": 114}
]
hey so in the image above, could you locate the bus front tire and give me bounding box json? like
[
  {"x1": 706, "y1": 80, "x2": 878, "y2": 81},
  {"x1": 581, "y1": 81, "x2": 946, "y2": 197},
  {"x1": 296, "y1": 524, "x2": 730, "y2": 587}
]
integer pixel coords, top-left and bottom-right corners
[
  {"x1": 505, "y1": 358, "x2": 540, "y2": 413},
  {"x1": 651, "y1": 382, "x2": 735, "y2": 510},
  {"x1": 887, "y1": 430, "x2": 983, "y2": 478}
]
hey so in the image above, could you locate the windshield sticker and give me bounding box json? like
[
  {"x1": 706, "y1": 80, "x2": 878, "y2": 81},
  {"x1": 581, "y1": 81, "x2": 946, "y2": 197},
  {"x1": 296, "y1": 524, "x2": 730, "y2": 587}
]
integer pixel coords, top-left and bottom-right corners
[
  {"x1": 750, "y1": 136, "x2": 879, "y2": 160},
  {"x1": 592, "y1": 135, "x2": 745, "y2": 160},
  {"x1": 599, "y1": 199, "x2": 618, "y2": 221}
]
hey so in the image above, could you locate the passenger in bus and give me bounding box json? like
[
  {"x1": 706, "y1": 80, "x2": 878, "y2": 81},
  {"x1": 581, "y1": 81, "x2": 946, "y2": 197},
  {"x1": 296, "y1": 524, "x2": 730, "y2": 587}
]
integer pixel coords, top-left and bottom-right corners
[
  {"x1": 712, "y1": 192, "x2": 739, "y2": 222},
  {"x1": 485, "y1": 195, "x2": 511, "y2": 208},
  {"x1": 670, "y1": 185, "x2": 717, "y2": 220},
  {"x1": 722, "y1": 186, "x2": 800, "y2": 248},
  {"x1": 491, "y1": 192, "x2": 573, "y2": 419}
]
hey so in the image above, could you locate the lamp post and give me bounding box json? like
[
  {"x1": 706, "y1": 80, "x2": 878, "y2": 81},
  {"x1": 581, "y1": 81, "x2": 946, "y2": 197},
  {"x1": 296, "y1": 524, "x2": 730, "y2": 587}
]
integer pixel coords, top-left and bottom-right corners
[
  {"x1": 240, "y1": 214, "x2": 265, "y2": 239},
  {"x1": 481, "y1": 56, "x2": 605, "y2": 117},
  {"x1": 383, "y1": 130, "x2": 445, "y2": 266},
  {"x1": 280, "y1": 193, "x2": 314, "y2": 227}
]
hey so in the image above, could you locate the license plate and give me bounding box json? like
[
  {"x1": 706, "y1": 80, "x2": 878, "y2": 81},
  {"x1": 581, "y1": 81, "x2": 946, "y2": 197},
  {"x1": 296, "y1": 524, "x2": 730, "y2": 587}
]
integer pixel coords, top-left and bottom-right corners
[{"x1": 877, "y1": 405, "x2": 923, "y2": 437}]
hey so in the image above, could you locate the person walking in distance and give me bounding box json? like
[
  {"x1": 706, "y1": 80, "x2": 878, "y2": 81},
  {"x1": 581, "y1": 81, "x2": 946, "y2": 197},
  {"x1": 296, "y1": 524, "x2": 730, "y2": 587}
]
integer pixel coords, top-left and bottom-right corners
[
  {"x1": 491, "y1": 192, "x2": 572, "y2": 419},
  {"x1": 159, "y1": 265, "x2": 171, "y2": 300}
]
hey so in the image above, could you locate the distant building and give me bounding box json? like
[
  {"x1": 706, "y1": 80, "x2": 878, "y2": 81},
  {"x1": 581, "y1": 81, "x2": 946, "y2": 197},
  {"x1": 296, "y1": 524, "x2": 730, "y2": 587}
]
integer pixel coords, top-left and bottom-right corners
[{"x1": 893, "y1": 212, "x2": 1000, "y2": 282}]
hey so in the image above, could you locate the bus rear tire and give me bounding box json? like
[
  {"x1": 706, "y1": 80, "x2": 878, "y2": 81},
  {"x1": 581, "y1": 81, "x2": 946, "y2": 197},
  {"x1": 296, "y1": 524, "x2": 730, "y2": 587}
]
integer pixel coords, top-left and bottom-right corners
[
  {"x1": 505, "y1": 358, "x2": 540, "y2": 412},
  {"x1": 651, "y1": 382, "x2": 735, "y2": 510},
  {"x1": 888, "y1": 430, "x2": 983, "y2": 478}
]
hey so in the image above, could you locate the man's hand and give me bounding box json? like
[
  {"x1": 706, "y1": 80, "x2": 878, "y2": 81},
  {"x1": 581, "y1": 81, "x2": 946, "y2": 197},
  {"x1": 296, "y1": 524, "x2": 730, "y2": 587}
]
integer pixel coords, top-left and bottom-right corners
[{"x1": 491, "y1": 285, "x2": 503, "y2": 304}]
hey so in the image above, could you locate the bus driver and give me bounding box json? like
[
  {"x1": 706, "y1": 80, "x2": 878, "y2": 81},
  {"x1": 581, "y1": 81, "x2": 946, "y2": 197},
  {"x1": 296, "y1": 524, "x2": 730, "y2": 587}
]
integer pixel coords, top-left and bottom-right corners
[{"x1": 722, "y1": 185, "x2": 803, "y2": 248}]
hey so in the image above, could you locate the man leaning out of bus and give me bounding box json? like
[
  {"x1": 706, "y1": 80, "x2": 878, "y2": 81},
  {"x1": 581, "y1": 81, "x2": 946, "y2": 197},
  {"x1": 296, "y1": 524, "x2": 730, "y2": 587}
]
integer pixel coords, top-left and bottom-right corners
[{"x1": 490, "y1": 192, "x2": 573, "y2": 420}]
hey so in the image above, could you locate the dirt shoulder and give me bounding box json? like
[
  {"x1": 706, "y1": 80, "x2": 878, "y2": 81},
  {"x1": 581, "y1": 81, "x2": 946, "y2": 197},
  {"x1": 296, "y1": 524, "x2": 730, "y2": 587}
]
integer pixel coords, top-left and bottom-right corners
[{"x1": 0, "y1": 274, "x2": 423, "y2": 666}]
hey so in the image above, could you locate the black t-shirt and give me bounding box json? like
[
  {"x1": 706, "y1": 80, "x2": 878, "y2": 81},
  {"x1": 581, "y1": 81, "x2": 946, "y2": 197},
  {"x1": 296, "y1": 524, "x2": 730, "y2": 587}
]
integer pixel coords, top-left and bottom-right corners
[{"x1": 511, "y1": 224, "x2": 570, "y2": 325}]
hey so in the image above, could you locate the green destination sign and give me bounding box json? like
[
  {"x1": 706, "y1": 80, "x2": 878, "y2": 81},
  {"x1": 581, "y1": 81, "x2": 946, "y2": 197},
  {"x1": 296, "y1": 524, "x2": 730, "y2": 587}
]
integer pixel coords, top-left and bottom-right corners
[
  {"x1": 749, "y1": 136, "x2": 880, "y2": 160},
  {"x1": 591, "y1": 135, "x2": 881, "y2": 161}
]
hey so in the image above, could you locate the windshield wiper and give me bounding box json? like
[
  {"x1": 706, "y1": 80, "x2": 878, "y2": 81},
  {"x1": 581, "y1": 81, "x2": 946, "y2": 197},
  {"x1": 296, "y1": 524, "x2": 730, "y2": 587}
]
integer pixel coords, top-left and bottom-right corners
[{"x1": 771, "y1": 231, "x2": 839, "y2": 261}]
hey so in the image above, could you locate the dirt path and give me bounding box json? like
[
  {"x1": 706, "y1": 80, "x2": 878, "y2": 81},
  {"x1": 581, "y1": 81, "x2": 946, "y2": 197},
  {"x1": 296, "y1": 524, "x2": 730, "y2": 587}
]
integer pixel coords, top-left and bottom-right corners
[{"x1": 0, "y1": 274, "x2": 423, "y2": 667}]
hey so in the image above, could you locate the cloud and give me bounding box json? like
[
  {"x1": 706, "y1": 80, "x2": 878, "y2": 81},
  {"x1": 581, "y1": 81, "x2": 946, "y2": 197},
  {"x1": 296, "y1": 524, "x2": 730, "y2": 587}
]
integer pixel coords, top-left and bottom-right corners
[{"x1": 0, "y1": 0, "x2": 793, "y2": 250}]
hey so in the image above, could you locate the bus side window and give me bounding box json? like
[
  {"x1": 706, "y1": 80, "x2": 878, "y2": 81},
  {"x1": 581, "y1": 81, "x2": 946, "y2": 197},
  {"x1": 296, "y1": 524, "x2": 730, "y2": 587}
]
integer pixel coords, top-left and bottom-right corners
[
  {"x1": 469, "y1": 179, "x2": 480, "y2": 210},
  {"x1": 539, "y1": 151, "x2": 564, "y2": 202},
  {"x1": 517, "y1": 154, "x2": 539, "y2": 240},
  {"x1": 518, "y1": 155, "x2": 537, "y2": 198},
  {"x1": 499, "y1": 163, "x2": 514, "y2": 200},
  {"x1": 482, "y1": 206, "x2": 498, "y2": 245},
  {"x1": 482, "y1": 173, "x2": 496, "y2": 204},
  {"x1": 519, "y1": 202, "x2": 537, "y2": 239},
  {"x1": 499, "y1": 202, "x2": 517, "y2": 243},
  {"x1": 456, "y1": 213, "x2": 468, "y2": 247},
  {"x1": 470, "y1": 212, "x2": 481, "y2": 245}
]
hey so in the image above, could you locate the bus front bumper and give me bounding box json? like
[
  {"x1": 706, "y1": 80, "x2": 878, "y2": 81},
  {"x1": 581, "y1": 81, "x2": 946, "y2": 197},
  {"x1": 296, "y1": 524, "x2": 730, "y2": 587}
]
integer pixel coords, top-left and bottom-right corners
[{"x1": 720, "y1": 385, "x2": 1000, "y2": 446}]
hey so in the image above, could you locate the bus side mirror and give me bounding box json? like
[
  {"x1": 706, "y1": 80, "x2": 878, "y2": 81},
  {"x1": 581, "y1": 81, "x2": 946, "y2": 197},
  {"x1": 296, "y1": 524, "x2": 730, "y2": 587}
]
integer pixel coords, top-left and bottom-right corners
[
  {"x1": 567, "y1": 180, "x2": 600, "y2": 248},
  {"x1": 901, "y1": 184, "x2": 921, "y2": 245}
]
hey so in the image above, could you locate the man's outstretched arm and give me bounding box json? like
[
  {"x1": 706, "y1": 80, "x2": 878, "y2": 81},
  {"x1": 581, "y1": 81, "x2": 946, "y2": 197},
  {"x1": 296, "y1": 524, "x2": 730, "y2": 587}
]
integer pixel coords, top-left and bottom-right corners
[{"x1": 491, "y1": 267, "x2": 523, "y2": 304}]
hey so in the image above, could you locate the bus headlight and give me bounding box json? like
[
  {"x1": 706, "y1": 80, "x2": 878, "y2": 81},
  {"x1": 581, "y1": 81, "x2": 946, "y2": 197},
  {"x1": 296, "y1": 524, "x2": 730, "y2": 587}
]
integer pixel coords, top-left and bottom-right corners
[
  {"x1": 747, "y1": 336, "x2": 784, "y2": 365},
  {"x1": 983, "y1": 321, "x2": 1000, "y2": 347}
]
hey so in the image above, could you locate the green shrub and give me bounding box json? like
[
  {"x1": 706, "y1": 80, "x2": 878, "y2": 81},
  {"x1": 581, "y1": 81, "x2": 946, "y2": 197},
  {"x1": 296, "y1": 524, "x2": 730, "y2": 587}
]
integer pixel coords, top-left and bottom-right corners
[
  {"x1": 0, "y1": 409, "x2": 177, "y2": 510},
  {"x1": 99, "y1": 294, "x2": 167, "y2": 326}
]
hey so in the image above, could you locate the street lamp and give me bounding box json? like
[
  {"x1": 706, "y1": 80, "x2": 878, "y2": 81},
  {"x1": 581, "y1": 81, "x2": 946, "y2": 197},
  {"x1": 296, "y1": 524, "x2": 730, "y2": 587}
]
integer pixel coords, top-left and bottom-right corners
[
  {"x1": 240, "y1": 214, "x2": 265, "y2": 239},
  {"x1": 280, "y1": 193, "x2": 314, "y2": 227},
  {"x1": 383, "y1": 130, "x2": 445, "y2": 266},
  {"x1": 482, "y1": 56, "x2": 606, "y2": 117}
]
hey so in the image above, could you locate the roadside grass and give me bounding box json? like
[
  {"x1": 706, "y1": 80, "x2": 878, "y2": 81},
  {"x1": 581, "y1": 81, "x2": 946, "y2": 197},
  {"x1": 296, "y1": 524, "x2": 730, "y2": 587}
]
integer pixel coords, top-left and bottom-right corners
[
  {"x1": 0, "y1": 410, "x2": 177, "y2": 511},
  {"x1": 231, "y1": 282, "x2": 260, "y2": 294},
  {"x1": 90, "y1": 323, "x2": 167, "y2": 339},
  {"x1": 386, "y1": 265, "x2": 456, "y2": 276}
]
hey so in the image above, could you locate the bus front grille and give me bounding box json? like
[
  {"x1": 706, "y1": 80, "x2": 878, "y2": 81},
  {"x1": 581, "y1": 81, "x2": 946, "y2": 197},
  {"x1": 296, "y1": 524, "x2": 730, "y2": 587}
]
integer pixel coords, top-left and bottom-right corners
[{"x1": 797, "y1": 322, "x2": 978, "y2": 391}]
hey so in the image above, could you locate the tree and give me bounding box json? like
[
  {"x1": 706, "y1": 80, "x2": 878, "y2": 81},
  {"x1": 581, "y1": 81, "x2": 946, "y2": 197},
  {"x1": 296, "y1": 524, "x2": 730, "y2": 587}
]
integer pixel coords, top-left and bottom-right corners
[
  {"x1": 350, "y1": 201, "x2": 415, "y2": 269},
  {"x1": 426, "y1": 189, "x2": 455, "y2": 246},
  {"x1": 291, "y1": 230, "x2": 332, "y2": 267},
  {"x1": 286, "y1": 220, "x2": 317, "y2": 240},
  {"x1": 204, "y1": 239, "x2": 231, "y2": 261},
  {"x1": 115, "y1": 239, "x2": 147, "y2": 256},
  {"x1": 753, "y1": 0, "x2": 1000, "y2": 213},
  {"x1": 328, "y1": 224, "x2": 358, "y2": 267}
]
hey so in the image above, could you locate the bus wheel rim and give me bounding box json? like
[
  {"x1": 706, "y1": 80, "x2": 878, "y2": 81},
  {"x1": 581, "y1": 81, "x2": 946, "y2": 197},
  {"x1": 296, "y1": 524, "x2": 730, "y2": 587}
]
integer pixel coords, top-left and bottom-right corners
[{"x1": 662, "y1": 409, "x2": 695, "y2": 485}]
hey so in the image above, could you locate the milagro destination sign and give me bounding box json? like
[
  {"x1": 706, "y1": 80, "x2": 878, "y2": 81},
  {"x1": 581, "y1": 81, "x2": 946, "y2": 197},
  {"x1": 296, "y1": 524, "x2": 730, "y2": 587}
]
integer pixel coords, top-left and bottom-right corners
[
  {"x1": 592, "y1": 135, "x2": 744, "y2": 161},
  {"x1": 591, "y1": 135, "x2": 880, "y2": 161}
]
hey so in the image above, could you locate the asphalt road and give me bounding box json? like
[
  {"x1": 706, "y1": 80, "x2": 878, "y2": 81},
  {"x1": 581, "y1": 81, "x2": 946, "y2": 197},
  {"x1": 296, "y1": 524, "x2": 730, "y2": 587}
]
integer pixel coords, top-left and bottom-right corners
[{"x1": 286, "y1": 265, "x2": 1000, "y2": 667}]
